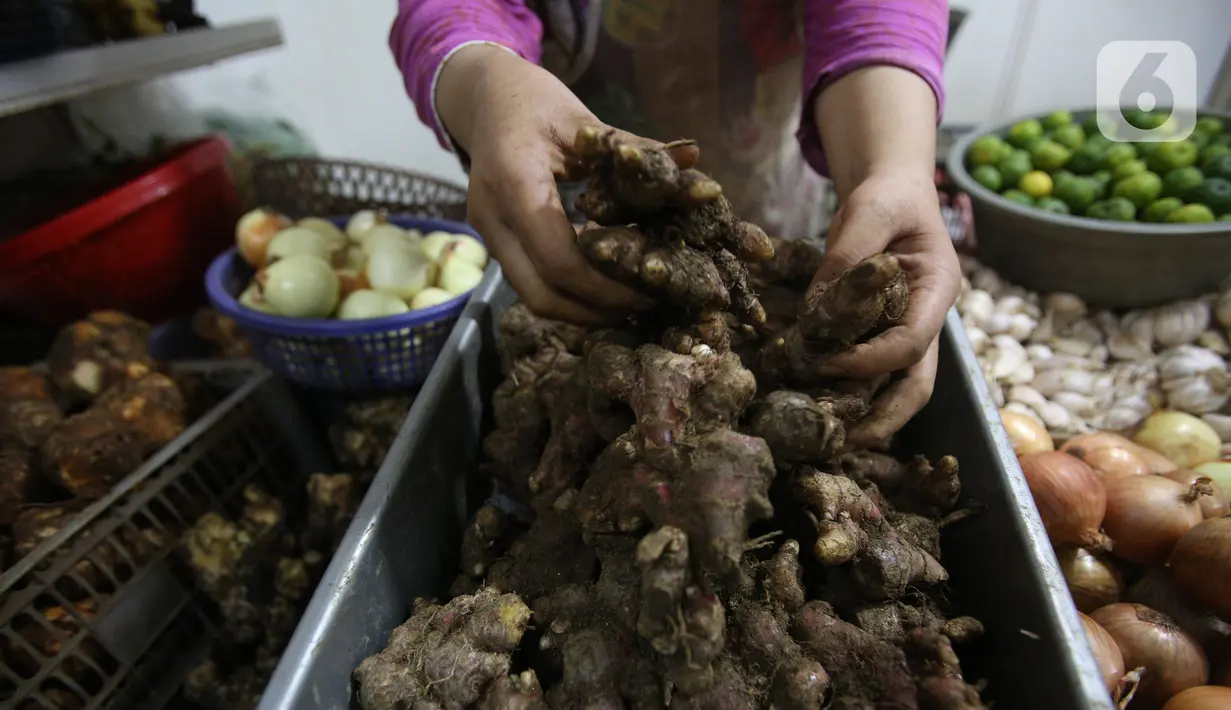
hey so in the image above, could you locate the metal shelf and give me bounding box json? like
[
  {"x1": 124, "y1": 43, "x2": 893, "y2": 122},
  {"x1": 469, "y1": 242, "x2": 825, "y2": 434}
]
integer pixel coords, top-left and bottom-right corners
[{"x1": 0, "y1": 20, "x2": 283, "y2": 119}]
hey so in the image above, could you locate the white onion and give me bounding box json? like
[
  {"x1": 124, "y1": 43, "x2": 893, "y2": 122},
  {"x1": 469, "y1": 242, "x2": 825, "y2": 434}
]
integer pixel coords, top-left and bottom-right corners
[
  {"x1": 238, "y1": 283, "x2": 277, "y2": 314},
  {"x1": 422, "y1": 231, "x2": 460, "y2": 262},
  {"x1": 438, "y1": 253, "x2": 485, "y2": 295},
  {"x1": 346, "y1": 209, "x2": 386, "y2": 243},
  {"x1": 266, "y1": 227, "x2": 335, "y2": 266},
  {"x1": 366, "y1": 249, "x2": 436, "y2": 300},
  {"x1": 261, "y1": 254, "x2": 340, "y2": 318},
  {"x1": 410, "y1": 287, "x2": 455, "y2": 310},
  {"x1": 364, "y1": 224, "x2": 419, "y2": 257},
  {"x1": 340, "y1": 245, "x2": 368, "y2": 272},
  {"x1": 235, "y1": 207, "x2": 292, "y2": 267},
  {"x1": 443, "y1": 235, "x2": 488, "y2": 269},
  {"x1": 296, "y1": 217, "x2": 348, "y2": 254},
  {"x1": 337, "y1": 289, "x2": 410, "y2": 320}
]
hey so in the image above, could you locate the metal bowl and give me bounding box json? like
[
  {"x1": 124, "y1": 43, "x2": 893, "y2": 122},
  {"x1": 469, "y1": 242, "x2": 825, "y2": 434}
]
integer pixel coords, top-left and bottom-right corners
[{"x1": 946, "y1": 108, "x2": 1231, "y2": 308}]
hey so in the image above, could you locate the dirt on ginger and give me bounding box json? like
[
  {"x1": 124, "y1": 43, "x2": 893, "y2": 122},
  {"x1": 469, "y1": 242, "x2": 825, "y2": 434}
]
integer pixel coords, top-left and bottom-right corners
[{"x1": 354, "y1": 129, "x2": 986, "y2": 710}]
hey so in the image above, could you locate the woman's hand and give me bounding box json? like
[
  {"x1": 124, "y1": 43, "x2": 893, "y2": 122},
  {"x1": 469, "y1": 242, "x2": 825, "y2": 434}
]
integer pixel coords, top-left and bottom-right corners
[
  {"x1": 810, "y1": 171, "x2": 960, "y2": 449},
  {"x1": 436, "y1": 45, "x2": 689, "y2": 324}
]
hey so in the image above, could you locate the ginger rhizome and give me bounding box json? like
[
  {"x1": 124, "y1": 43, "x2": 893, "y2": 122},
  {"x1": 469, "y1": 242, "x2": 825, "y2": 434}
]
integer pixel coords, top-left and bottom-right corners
[{"x1": 355, "y1": 129, "x2": 984, "y2": 710}]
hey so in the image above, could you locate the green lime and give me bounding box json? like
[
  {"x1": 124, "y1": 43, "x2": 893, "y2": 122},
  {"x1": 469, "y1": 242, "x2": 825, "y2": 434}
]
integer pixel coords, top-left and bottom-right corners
[
  {"x1": 1195, "y1": 116, "x2": 1224, "y2": 138},
  {"x1": 1148, "y1": 140, "x2": 1199, "y2": 173},
  {"x1": 1218, "y1": 213, "x2": 1231, "y2": 222},
  {"x1": 1054, "y1": 176, "x2": 1098, "y2": 213},
  {"x1": 1041, "y1": 110, "x2": 1073, "y2": 130},
  {"x1": 997, "y1": 149, "x2": 1033, "y2": 188},
  {"x1": 1162, "y1": 167, "x2": 1205, "y2": 201},
  {"x1": 967, "y1": 135, "x2": 1011, "y2": 167},
  {"x1": 1049, "y1": 124, "x2": 1085, "y2": 151},
  {"x1": 1106, "y1": 143, "x2": 1138, "y2": 169},
  {"x1": 1166, "y1": 204, "x2": 1216, "y2": 223},
  {"x1": 1201, "y1": 144, "x2": 1231, "y2": 166},
  {"x1": 970, "y1": 164, "x2": 1003, "y2": 192},
  {"x1": 1007, "y1": 119, "x2": 1045, "y2": 149},
  {"x1": 1002, "y1": 189, "x2": 1034, "y2": 206},
  {"x1": 1189, "y1": 131, "x2": 1211, "y2": 151},
  {"x1": 1141, "y1": 197, "x2": 1184, "y2": 222},
  {"x1": 1067, "y1": 141, "x2": 1109, "y2": 174},
  {"x1": 1112, "y1": 159, "x2": 1148, "y2": 182},
  {"x1": 1035, "y1": 196, "x2": 1071, "y2": 214},
  {"x1": 1126, "y1": 110, "x2": 1167, "y2": 130},
  {"x1": 1203, "y1": 153, "x2": 1231, "y2": 181},
  {"x1": 1081, "y1": 113, "x2": 1102, "y2": 137},
  {"x1": 1090, "y1": 170, "x2": 1112, "y2": 199},
  {"x1": 1112, "y1": 171, "x2": 1163, "y2": 208},
  {"x1": 1030, "y1": 139, "x2": 1071, "y2": 172},
  {"x1": 1020, "y1": 170, "x2": 1054, "y2": 198},
  {"x1": 1193, "y1": 177, "x2": 1231, "y2": 215},
  {"x1": 1086, "y1": 197, "x2": 1137, "y2": 221}
]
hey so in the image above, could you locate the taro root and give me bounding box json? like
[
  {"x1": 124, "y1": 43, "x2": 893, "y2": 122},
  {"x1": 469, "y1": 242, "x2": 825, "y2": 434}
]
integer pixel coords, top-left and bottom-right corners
[
  {"x1": 93, "y1": 372, "x2": 186, "y2": 447},
  {"x1": 0, "y1": 366, "x2": 53, "y2": 401},
  {"x1": 354, "y1": 130, "x2": 984, "y2": 710},
  {"x1": 10, "y1": 502, "x2": 121, "y2": 595},
  {"x1": 40, "y1": 410, "x2": 148, "y2": 499},
  {"x1": 0, "y1": 446, "x2": 36, "y2": 525},
  {"x1": 0, "y1": 398, "x2": 63, "y2": 449},
  {"x1": 46, "y1": 310, "x2": 154, "y2": 405}
]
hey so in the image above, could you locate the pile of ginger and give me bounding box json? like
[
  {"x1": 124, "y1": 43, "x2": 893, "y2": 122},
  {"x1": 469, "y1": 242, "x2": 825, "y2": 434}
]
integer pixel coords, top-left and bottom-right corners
[{"x1": 354, "y1": 128, "x2": 987, "y2": 710}]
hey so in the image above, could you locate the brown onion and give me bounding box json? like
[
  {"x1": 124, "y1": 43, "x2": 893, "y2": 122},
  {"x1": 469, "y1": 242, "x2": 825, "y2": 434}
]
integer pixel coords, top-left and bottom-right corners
[
  {"x1": 1163, "y1": 470, "x2": 1230, "y2": 519},
  {"x1": 1162, "y1": 686, "x2": 1231, "y2": 710},
  {"x1": 1103, "y1": 475, "x2": 1211, "y2": 565},
  {"x1": 1080, "y1": 612, "x2": 1127, "y2": 695},
  {"x1": 1128, "y1": 570, "x2": 1225, "y2": 649},
  {"x1": 1137, "y1": 445, "x2": 1181, "y2": 474},
  {"x1": 1000, "y1": 409, "x2": 1055, "y2": 455},
  {"x1": 1063, "y1": 432, "x2": 1151, "y2": 479},
  {"x1": 1169, "y1": 517, "x2": 1231, "y2": 620},
  {"x1": 1057, "y1": 546, "x2": 1123, "y2": 613},
  {"x1": 1019, "y1": 451, "x2": 1108, "y2": 548},
  {"x1": 236, "y1": 206, "x2": 292, "y2": 268},
  {"x1": 1091, "y1": 603, "x2": 1208, "y2": 708}
]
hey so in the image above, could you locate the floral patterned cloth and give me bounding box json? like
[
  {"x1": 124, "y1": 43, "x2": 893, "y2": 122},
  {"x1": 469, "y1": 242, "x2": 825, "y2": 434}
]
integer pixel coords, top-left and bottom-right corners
[{"x1": 390, "y1": 0, "x2": 948, "y2": 239}]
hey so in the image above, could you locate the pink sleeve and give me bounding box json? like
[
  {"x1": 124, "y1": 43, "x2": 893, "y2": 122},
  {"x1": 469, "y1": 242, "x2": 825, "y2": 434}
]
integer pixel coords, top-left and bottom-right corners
[
  {"x1": 389, "y1": 1, "x2": 544, "y2": 153},
  {"x1": 798, "y1": 0, "x2": 948, "y2": 177}
]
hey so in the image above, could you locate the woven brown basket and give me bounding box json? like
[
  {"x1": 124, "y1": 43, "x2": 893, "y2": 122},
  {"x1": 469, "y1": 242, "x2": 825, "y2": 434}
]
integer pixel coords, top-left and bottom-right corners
[{"x1": 251, "y1": 157, "x2": 467, "y2": 222}]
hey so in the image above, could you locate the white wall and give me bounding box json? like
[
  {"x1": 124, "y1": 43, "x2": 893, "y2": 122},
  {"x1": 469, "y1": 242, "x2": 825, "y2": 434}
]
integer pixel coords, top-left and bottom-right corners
[{"x1": 62, "y1": 0, "x2": 1231, "y2": 181}]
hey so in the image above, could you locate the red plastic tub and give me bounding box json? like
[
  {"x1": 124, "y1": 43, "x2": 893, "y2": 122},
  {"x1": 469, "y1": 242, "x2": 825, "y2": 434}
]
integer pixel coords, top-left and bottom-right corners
[{"x1": 0, "y1": 136, "x2": 241, "y2": 328}]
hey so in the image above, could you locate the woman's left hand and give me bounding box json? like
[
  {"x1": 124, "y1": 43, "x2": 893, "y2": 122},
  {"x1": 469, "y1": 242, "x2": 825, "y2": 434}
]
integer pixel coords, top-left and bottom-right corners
[{"x1": 809, "y1": 170, "x2": 961, "y2": 450}]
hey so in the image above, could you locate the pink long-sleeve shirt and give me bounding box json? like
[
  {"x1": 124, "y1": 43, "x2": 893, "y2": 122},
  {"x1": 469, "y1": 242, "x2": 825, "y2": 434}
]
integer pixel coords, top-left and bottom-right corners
[{"x1": 390, "y1": 0, "x2": 947, "y2": 239}]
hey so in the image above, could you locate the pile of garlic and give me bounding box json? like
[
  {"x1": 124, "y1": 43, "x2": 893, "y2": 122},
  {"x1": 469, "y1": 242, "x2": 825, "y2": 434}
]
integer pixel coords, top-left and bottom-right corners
[
  {"x1": 233, "y1": 207, "x2": 488, "y2": 320},
  {"x1": 958, "y1": 254, "x2": 1231, "y2": 446}
]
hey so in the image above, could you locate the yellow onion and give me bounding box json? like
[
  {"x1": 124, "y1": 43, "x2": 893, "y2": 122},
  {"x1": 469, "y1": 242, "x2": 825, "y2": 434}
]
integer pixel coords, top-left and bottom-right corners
[
  {"x1": 1057, "y1": 546, "x2": 1122, "y2": 613},
  {"x1": 1134, "y1": 411, "x2": 1222, "y2": 469},
  {"x1": 260, "y1": 254, "x2": 340, "y2": 318},
  {"x1": 999, "y1": 409, "x2": 1054, "y2": 455},
  {"x1": 1019, "y1": 451, "x2": 1108, "y2": 548},
  {"x1": 236, "y1": 207, "x2": 292, "y2": 267},
  {"x1": 1163, "y1": 470, "x2": 1230, "y2": 518},
  {"x1": 1169, "y1": 517, "x2": 1231, "y2": 620},
  {"x1": 1103, "y1": 474, "x2": 1211, "y2": 565},
  {"x1": 1162, "y1": 686, "x2": 1231, "y2": 710},
  {"x1": 1062, "y1": 432, "x2": 1151, "y2": 479},
  {"x1": 1194, "y1": 460, "x2": 1231, "y2": 499},
  {"x1": 1091, "y1": 603, "x2": 1208, "y2": 708},
  {"x1": 1079, "y1": 612, "x2": 1127, "y2": 695},
  {"x1": 410, "y1": 287, "x2": 455, "y2": 310},
  {"x1": 296, "y1": 217, "x2": 348, "y2": 254},
  {"x1": 1136, "y1": 444, "x2": 1181, "y2": 474},
  {"x1": 1129, "y1": 569, "x2": 1226, "y2": 649}
]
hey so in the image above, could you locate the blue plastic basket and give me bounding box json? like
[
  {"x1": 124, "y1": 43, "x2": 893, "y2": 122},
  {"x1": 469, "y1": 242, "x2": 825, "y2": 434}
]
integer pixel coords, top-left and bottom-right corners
[{"x1": 205, "y1": 215, "x2": 480, "y2": 392}]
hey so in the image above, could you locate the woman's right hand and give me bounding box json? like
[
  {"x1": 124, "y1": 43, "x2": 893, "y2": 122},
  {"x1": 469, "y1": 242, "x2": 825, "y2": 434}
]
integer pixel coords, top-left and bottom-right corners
[{"x1": 436, "y1": 44, "x2": 687, "y2": 324}]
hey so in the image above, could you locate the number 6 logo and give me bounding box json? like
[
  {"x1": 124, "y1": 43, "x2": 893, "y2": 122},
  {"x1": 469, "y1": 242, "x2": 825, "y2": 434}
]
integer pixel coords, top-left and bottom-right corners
[{"x1": 1096, "y1": 41, "x2": 1197, "y2": 143}]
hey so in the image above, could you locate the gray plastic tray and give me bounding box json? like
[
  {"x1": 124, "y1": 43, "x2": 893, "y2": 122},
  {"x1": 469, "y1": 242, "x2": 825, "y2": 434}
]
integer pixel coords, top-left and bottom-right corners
[{"x1": 258, "y1": 268, "x2": 1112, "y2": 710}]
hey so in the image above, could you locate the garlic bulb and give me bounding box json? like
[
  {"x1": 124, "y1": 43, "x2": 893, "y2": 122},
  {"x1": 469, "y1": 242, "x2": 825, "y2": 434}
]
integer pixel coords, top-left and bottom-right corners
[
  {"x1": 266, "y1": 227, "x2": 335, "y2": 266},
  {"x1": 296, "y1": 217, "x2": 348, "y2": 254},
  {"x1": 1197, "y1": 330, "x2": 1231, "y2": 355},
  {"x1": 958, "y1": 289, "x2": 994, "y2": 326},
  {"x1": 346, "y1": 209, "x2": 386, "y2": 243},
  {"x1": 239, "y1": 284, "x2": 277, "y2": 314},
  {"x1": 337, "y1": 289, "x2": 410, "y2": 320},
  {"x1": 439, "y1": 252, "x2": 485, "y2": 295},
  {"x1": 366, "y1": 248, "x2": 436, "y2": 300},
  {"x1": 261, "y1": 254, "x2": 340, "y2": 318},
  {"x1": 410, "y1": 287, "x2": 456, "y2": 310},
  {"x1": 1158, "y1": 345, "x2": 1231, "y2": 413},
  {"x1": 1152, "y1": 299, "x2": 1210, "y2": 347},
  {"x1": 1032, "y1": 368, "x2": 1098, "y2": 397},
  {"x1": 364, "y1": 224, "x2": 420, "y2": 257},
  {"x1": 965, "y1": 326, "x2": 989, "y2": 354}
]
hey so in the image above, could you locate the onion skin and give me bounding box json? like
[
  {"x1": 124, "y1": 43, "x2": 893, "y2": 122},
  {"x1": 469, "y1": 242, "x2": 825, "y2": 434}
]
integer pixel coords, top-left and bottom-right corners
[
  {"x1": 1169, "y1": 517, "x2": 1231, "y2": 620},
  {"x1": 1019, "y1": 451, "x2": 1109, "y2": 548},
  {"x1": 1057, "y1": 546, "x2": 1123, "y2": 613},
  {"x1": 1161, "y1": 686, "x2": 1231, "y2": 710},
  {"x1": 1000, "y1": 409, "x2": 1055, "y2": 455},
  {"x1": 1063, "y1": 432, "x2": 1151, "y2": 479},
  {"x1": 1080, "y1": 612, "x2": 1127, "y2": 694},
  {"x1": 1091, "y1": 603, "x2": 1208, "y2": 709},
  {"x1": 1134, "y1": 411, "x2": 1223, "y2": 469},
  {"x1": 1163, "y1": 471, "x2": 1230, "y2": 519},
  {"x1": 1103, "y1": 475, "x2": 1210, "y2": 565}
]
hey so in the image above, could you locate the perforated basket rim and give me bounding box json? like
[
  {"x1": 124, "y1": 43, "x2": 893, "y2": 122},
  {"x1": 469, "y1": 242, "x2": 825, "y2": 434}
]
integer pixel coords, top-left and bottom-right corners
[{"x1": 205, "y1": 216, "x2": 481, "y2": 339}]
